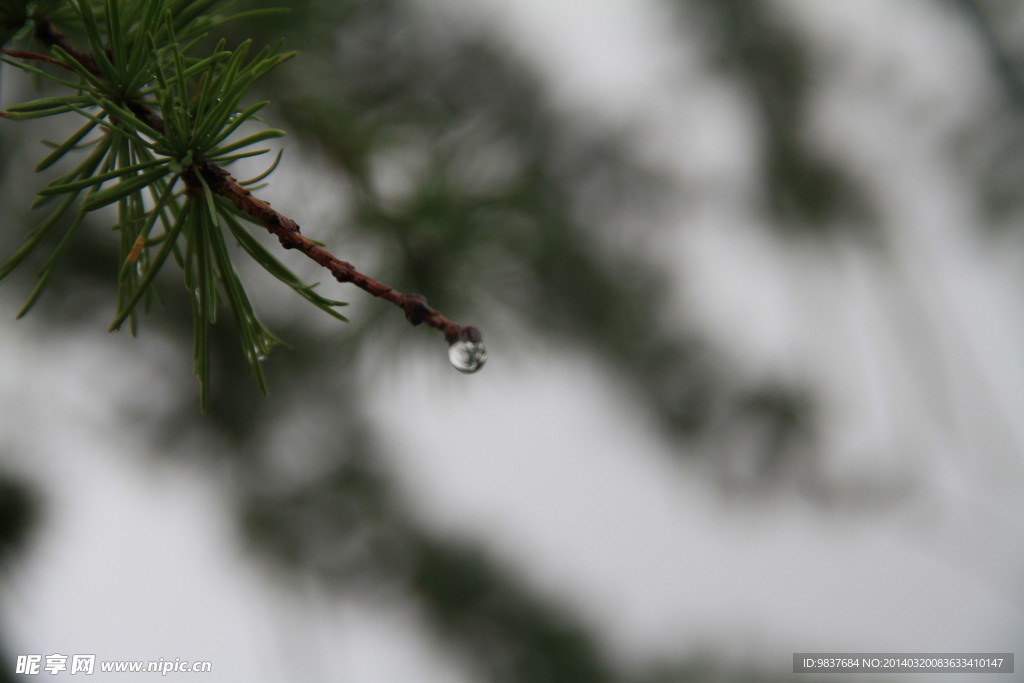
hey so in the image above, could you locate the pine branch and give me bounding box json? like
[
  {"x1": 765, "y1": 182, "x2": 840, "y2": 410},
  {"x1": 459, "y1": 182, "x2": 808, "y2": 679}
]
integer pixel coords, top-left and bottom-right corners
[
  {"x1": 193, "y1": 161, "x2": 467, "y2": 340},
  {"x1": 8, "y1": 13, "x2": 483, "y2": 348}
]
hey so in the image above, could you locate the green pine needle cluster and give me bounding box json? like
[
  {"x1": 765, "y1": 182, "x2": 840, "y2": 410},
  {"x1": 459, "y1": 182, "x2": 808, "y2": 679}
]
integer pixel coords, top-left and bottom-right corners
[{"x1": 0, "y1": 0, "x2": 348, "y2": 410}]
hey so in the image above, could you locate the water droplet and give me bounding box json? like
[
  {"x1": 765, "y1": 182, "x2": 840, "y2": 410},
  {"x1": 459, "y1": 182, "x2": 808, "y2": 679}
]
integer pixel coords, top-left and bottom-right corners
[{"x1": 448, "y1": 327, "x2": 486, "y2": 374}]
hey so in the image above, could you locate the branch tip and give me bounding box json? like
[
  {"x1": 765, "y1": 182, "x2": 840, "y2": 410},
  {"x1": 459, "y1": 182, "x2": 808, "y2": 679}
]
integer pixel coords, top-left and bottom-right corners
[{"x1": 11, "y1": 13, "x2": 480, "y2": 349}]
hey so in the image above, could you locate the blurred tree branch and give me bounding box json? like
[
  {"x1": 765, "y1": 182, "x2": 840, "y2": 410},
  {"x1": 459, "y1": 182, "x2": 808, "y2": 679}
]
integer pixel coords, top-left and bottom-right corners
[{"x1": 954, "y1": 0, "x2": 1024, "y2": 116}]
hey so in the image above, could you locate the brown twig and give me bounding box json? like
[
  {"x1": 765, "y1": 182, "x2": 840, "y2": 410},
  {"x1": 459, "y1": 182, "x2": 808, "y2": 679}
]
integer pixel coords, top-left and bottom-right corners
[
  {"x1": 33, "y1": 19, "x2": 99, "y2": 75},
  {"x1": 1, "y1": 49, "x2": 68, "y2": 68},
  {"x1": 15, "y1": 18, "x2": 479, "y2": 345},
  {"x1": 194, "y1": 161, "x2": 465, "y2": 340}
]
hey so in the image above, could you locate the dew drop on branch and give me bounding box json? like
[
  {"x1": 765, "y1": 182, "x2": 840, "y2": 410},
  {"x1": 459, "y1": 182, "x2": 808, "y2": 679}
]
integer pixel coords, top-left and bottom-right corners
[{"x1": 448, "y1": 326, "x2": 486, "y2": 374}]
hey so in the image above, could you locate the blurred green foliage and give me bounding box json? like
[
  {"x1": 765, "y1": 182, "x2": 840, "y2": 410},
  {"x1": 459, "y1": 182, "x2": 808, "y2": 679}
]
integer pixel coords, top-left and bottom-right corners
[
  {"x1": 686, "y1": 0, "x2": 872, "y2": 232},
  {"x1": 0, "y1": 473, "x2": 37, "y2": 570}
]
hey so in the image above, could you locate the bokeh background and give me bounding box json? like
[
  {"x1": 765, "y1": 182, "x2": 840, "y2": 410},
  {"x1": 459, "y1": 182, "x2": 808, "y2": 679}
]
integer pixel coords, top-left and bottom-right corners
[{"x1": 1, "y1": 0, "x2": 1023, "y2": 681}]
